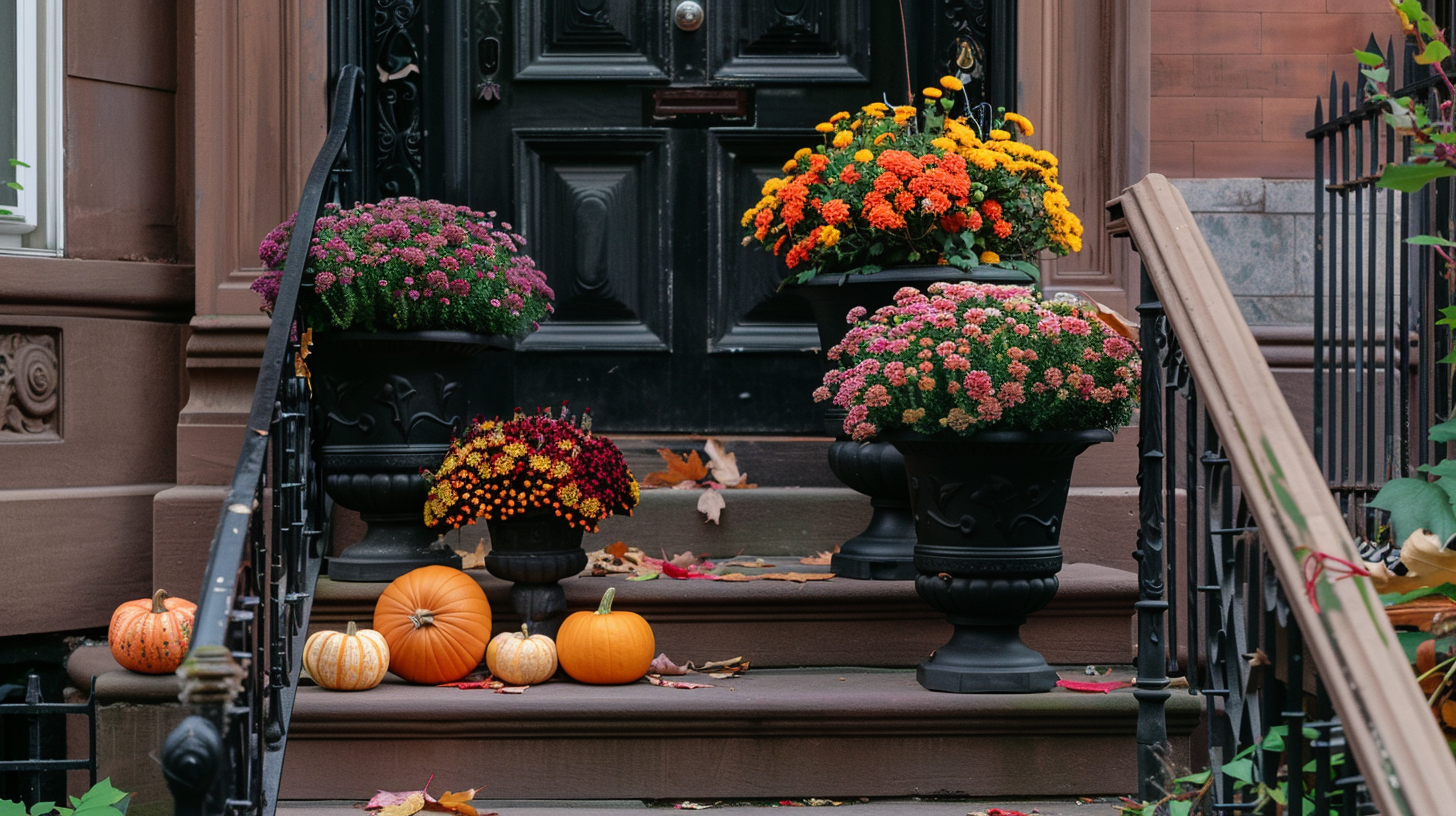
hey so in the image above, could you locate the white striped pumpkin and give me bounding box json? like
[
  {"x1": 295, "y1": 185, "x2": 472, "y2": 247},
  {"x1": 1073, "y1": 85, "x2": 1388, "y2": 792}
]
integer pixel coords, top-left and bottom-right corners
[{"x1": 303, "y1": 621, "x2": 390, "y2": 691}]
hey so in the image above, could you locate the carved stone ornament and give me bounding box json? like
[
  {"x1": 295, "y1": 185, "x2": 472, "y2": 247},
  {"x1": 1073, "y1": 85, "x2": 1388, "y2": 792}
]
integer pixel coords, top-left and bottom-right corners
[{"x1": 0, "y1": 330, "x2": 60, "y2": 439}]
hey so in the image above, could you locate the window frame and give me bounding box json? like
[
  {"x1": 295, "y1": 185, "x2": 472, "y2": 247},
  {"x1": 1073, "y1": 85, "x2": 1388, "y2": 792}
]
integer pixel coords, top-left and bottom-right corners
[{"x1": 0, "y1": 0, "x2": 63, "y2": 255}]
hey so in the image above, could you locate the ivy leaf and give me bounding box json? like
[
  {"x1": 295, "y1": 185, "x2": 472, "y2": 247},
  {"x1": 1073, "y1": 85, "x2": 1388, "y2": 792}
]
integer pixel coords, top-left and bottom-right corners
[
  {"x1": 1174, "y1": 770, "x2": 1211, "y2": 785},
  {"x1": 1006, "y1": 259, "x2": 1041, "y2": 282},
  {"x1": 1169, "y1": 802, "x2": 1193, "y2": 816},
  {"x1": 1430, "y1": 416, "x2": 1456, "y2": 443},
  {"x1": 1222, "y1": 757, "x2": 1256, "y2": 785},
  {"x1": 1418, "y1": 40, "x2": 1452, "y2": 66},
  {"x1": 868, "y1": 241, "x2": 885, "y2": 256},
  {"x1": 1362, "y1": 66, "x2": 1391, "y2": 83},
  {"x1": 1406, "y1": 235, "x2": 1456, "y2": 247},
  {"x1": 2, "y1": 803, "x2": 29, "y2": 816},
  {"x1": 1378, "y1": 163, "x2": 1456, "y2": 193},
  {"x1": 1353, "y1": 49, "x2": 1385, "y2": 67},
  {"x1": 1367, "y1": 477, "x2": 1456, "y2": 544}
]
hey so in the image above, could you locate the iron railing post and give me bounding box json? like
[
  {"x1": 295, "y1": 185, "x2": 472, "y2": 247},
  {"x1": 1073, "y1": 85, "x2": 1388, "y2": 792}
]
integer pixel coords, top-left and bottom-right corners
[{"x1": 1134, "y1": 262, "x2": 1170, "y2": 801}]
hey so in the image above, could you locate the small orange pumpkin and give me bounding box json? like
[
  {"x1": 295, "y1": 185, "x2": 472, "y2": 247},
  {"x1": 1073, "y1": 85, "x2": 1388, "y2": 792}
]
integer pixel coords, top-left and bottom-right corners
[
  {"x1": 486, "y1": 624, "x2": 558, "y2": 686},
  {"x1": 373, "y1": 565, "x2": 492, "y2": 684},
  {"x1": 109, "y1": 589, "x2": 197, "y2": 674},
  {"x1": 556, "y1": 587, "x2": 654, "y2": 685},
  {"x1": 303, "y1": 621, "x2": 391, "y2": 691}
]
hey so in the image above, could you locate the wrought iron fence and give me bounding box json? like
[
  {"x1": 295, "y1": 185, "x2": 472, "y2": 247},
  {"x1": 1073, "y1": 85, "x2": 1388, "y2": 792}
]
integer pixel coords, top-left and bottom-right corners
[
  {"x1": 0, "y1": 674, "x2": 96, "y2": 807},
  {"x1": 159, "y1": 64, "x2": 361, "y2": 816},
  {"x1": 1112, "y1": 176, "x2": 1456, "y2": 816}
]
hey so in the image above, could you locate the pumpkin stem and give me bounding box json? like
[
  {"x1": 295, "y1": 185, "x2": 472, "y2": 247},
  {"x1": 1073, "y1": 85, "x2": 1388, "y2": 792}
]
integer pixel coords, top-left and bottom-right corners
[
  {"x1": 596, "y1": 587, "x2": 617, "y2": 615},
  {"x1": 520, "y1": 623, "x2": 530, "y2": 638},
  {"x1": 151, "y1": 589, "x2": 170, "y2": 614},
  {"x1": 346, "y1": 621, "x2": 358, "y2": 637},
  {"x1": 409, "y1": 609, "x2": 435, "y2": 629}
]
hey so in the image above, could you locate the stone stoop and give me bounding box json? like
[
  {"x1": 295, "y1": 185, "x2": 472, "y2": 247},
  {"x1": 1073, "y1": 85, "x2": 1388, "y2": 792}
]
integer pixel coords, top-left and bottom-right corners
[
  {"x1": 278, "y1": 801, "x2": 1117, "y2": 816},
  {"x1": 278, "y1": 667, "x2": 1203, "y2": 801}
]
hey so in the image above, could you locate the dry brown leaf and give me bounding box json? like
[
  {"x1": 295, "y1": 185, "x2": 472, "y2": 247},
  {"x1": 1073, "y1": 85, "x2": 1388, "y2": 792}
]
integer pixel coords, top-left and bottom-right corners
[
  {"x1": 643, "y1": 448, "x2": 709, "y2": 487},
  {"x1": 1075, "y1": 292, "x2": 1138, "y2": 340},
  {"x1": 650, "y1": 653, "x2": 690, "y2": 675},
  {"x1": 605, "y1": 541, "x2": 628, "y2": 560},
  {"x1": 456, "y1": 539, "x2": 487, "y2": 570},
  {"x1": 703, "y1": 438, "x2": 756, "y2": 488},
  {"x1": 378, "y1": 794, "x2": 426, "y2": 816},
  {"x1": 495, "y1": 685, "x2": 529, "y2": 694},
  {"x1": 647, "y1": 674, "x2": 715, "y2": 689},
  {"x1": 697, "y1": 489, "x2": 726, "y2": 524},
  {"x1": 668, "y1": 550, "x2": 700, "y2": 567},
  {"x1": 722, "y1": 558, "x2": 774, "y2": 569},
  {"x1": 798, "y1": 551, "x2": 835, "y2": 566},
  {"x1": 719, "y1": 572, "x2": 834, "y2": 583},
  {"x1": 692, "y1": 656, "x2": 747, "y2": 672},
  {"x1": 432, "y1": 789, "x2": 483, "y2": 816}
]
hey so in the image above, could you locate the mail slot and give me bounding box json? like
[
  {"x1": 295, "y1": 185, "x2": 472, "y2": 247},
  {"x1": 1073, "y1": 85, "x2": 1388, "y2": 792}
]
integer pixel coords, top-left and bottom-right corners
[{"x1": 647, "y1": 87, "x2": 753, "y2": 127}]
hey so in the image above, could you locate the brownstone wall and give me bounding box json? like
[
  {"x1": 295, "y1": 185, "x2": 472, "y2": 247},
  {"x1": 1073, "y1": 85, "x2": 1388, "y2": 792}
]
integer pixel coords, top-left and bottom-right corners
[{"x1": 1151, "y1": 2, "x2": 1402, "y2": 179}]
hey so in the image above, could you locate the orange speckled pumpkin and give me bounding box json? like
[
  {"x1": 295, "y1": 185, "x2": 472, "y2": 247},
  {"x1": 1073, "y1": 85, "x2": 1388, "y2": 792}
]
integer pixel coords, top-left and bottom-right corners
[
  {"x1": 556, "y1": 587, "x2": 654, "y2": 684},
  {"x1": 372, "y1": 565, "x2": 492, "y2": 684},
  {"x1": 303, "y1": 621, "x2": 391, "y2": 691},
  {"x1": 109, "y1": 589, "x2": 197, "y2": 674}
]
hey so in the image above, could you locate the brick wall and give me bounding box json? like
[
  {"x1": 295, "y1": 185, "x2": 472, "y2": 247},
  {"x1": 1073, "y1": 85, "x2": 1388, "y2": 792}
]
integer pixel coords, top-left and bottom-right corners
[{"x1": 1151, "y1": 2, "x2": 1403, "y2": 179}]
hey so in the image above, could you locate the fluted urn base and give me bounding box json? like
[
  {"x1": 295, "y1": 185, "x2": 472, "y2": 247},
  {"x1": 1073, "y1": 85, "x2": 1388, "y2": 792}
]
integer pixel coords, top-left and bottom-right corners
[
  {"x1": 324, "y1": 462, "x2": 461, "y2": 582},
  {"x1": 485, "y1": 511, "x2": 587, "y2": 639},
  {"x1": 891, "y1": 428, "x2": 1113, "y2": 693}
]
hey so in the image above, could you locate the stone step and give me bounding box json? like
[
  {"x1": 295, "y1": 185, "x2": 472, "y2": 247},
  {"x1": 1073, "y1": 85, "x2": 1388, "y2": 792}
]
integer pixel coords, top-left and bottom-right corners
[
  {"x1": 278, "y1": 798, "x2": 1109, "y2": 816},
  {"x1": 310, "y1": 562, "x2": 1138, "y2": 667},
  {"x1": 339, "y1": 486, "x2": 1141, "y2": 573},
  {"x1": 279, "y1": 666, "x2": 1203, "y2": 801}
]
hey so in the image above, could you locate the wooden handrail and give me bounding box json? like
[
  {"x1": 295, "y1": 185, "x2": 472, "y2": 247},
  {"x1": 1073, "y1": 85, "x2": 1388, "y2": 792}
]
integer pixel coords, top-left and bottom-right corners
[{"x1": 1108, "y1": 173, "x2": 1456, "y2": 816}]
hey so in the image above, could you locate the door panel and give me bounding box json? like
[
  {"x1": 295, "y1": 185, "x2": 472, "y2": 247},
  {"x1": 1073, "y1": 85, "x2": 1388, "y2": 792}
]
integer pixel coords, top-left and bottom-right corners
[
  {"x1": 514, "y1": 129, "x2": 671, "y2": 351},
  {"x1": 515, "y1": 0, "x2": 670, "y2": 80},
  {"x1": 707, "y1": 0, "x2": 871, "y2": 83}
]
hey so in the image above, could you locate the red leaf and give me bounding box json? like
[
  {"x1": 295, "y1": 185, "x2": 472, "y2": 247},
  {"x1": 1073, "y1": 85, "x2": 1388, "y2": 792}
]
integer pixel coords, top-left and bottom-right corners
[{"x1": 1055, "y1": 679, "x2": 1133, "y2": 693}]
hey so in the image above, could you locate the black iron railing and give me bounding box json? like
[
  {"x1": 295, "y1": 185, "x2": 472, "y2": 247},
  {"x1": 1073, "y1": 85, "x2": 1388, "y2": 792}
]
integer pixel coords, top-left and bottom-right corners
[
  {"x1": 1111, "y1": 175, "x2": 1456, "y2": 816},
  {"x1": 0, "y1": 674, "x2": 96, "y2": 806},
  {"x1": 1130, "y1": 289, "x2": 1374, "y2": 813},
  {"x1": 159, "y1": 64, "x2": 361, "y2": 816}
]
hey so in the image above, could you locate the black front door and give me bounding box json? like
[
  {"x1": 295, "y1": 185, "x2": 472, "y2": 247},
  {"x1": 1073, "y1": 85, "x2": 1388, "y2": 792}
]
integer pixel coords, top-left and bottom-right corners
[{"x1": 332, "y1": 0, "x2": 1015, "y2": 433}]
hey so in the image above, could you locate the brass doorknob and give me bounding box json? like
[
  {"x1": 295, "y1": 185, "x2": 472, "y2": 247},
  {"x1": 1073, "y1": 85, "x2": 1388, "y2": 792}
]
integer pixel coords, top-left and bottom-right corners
[{"x1": 674, "y1": 1, "x2": 704, "y2": 31}]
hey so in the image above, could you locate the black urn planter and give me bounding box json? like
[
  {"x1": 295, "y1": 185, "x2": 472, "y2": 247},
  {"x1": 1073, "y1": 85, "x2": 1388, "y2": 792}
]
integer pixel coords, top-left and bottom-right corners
[
  {"x1": 313, "y1": 330, "x2": 511, "y2": 582},
  {"x1": 889, "y1": 428, "x2": 1113, "y2": 693},
  {"x1": 795, "y1": 266, "x2": 1033, "y2": 581},
  {"x1": 484, "y1": 510, "x2": 587, "y2": 639}
]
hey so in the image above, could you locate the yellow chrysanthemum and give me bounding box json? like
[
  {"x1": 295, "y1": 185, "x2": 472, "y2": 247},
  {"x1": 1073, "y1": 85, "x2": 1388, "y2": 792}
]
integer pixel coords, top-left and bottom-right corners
[
  {"x1": 922, "y1": 87, "x2": 943, "y2": 99},
  {"x1": 854, "y1": 148, "x2": 874, "y2": 163},
  {"x1": 559, "y1": 484, "x2": 582, "y2": 507},
  {"x1": 493, "y1": 456, "x2": 515, "y2": 476},
  {"x1": 783, "y1": 159, "x2": 799, "y2": 172},
  {"x1": 820, "y1": 225, "x2": 841, "y2": 247},
  {"x1": 940, "y1": 75, "x2": 964, "y2": 92},
  {"x1": 503, "y1": 442, "x2": 527, "y2": 457},
  {"x1": 815, "y1": 122, "x2": 835, "y2": 133},
  {"x1": 762, "y1": 177, "x2": 787, "y2": 196},
  {"x1": 529, "y1": 454, "x2": 551, "y2": 472},
  {"x1": 988, "y1": 129, "x2": 1011, "y2": 141},
  {"x1": 550, "y1": 460, "x2": 571, "y2": 479},
  {"x1": 931, "y1": 137, "x2": 957, "y2": 152},
  {"x1": 1003, "y1": 112, "x2": 1034, "y2": 136},
  {"x1": 830, "y1": 111, "x2": 850, "y2": 123},
  {"x1": 794, "y1": 147, "x2": 812, "y2": 160},
  {"x1": 580, "y1": 498, "x2": 602, "y2": 518},
  {"x1": 980, "y1": 251, "x2": 1000, "y2": 264},
  {"x1": 874, "y1": 132, "x2": 897, "y2": 145},
  {"x1": 862, "y1": 102, "x2": 889, "y2": 113},
  {"x1": 832, "y1": 130, "x2": 854, "y2": 148}
]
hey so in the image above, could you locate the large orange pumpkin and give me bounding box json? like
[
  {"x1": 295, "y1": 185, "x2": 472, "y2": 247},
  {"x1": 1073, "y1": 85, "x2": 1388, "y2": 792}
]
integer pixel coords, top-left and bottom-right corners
[
  {"x1": 109, "y1": 589, "x2": 198, "y2": 674},
  {"x1": 372, "y1": 565, "x2": 492, "y2": 684},
  {"x1": 556, "y1": 587, "x2": 654, "y2": 685}
]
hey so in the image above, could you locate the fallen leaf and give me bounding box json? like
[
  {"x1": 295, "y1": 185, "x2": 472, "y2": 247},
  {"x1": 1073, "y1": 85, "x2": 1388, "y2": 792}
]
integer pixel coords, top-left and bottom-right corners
[
  {"x1": 803, "y1": 800, "x2": 842, "y2": 807},
  {"x1": 660, "y1": 559, "x2": 720, "y2": 580},
  {"x1": 456, "y1": 540, "x2": 487, "y2": 570},
  {"x1": 799, "y1": 551, "x2": 835, "y2": 566},
  {"x1": 647, "y1": 674, "x2": 715, "y2": 689},
  {"x1": 720, "y1": 558, "x2": 775, "y2": 569},
  {"x1": 366, "y1": 776, "x2": 437, "y2": 811},
  {"x1": 1055, "y1": 679, "x2": 1134, "y2": 693},
  {"x1": 605, "y1": 541, "x2": 628, "y2": 560},
  {"x1": 689, "y1": 656, "x2": 750, "y2": 678},
  {"x1": 669, "y1": 550, "x2": 701, "y2": 567},
  {"x1": 495, "y1": 685, "x2": 529, "y2": 694},
  {"x1": 719, "y1": 572, "x2": 834, "y2": 583},
  {"x1": 697, "y1": 489, "x2": 726, "y2": 524},
  {"x1": 1075, "y1": 292, "x2": 1138, "y2": 340},
  {"x1": 693, "y1": 656, "x2": 745, "y2": 670},
  {"x1": 627, "y1": 572, "x2": 660, "y2": 581},
  {"x1": 431, "y1": 789, "x2": 483, "y2": 816},
  {"x1": 644, "y1": 448, "x2": 709, "y2": 487},
  {"x1": 703, "y1": 438, "x2": 756, "y2": 489},
  {"x1": 673, "y1": 803, "x2": 714, "y2": 810},
  {"x1": 377, "y1": 793, "x2": 426, "y2": 816},
  {"x1": 650, "y1": 653, "x2": 690, "y2": 675}
]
